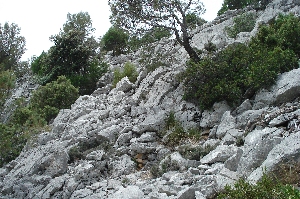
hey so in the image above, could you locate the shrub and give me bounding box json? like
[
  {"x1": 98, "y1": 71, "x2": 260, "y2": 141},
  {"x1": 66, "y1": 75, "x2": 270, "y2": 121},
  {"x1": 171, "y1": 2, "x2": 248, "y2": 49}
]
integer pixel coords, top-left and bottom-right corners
[
  {"x1": 162, "y1": 112, "x2": 203, "y2": 147},
  {"x1": 226, "y1": 12, "x2": 257, "y2": 38},
  {"x1": 179, "y1": 144, "x2": 215, "y2": 161},
  {"x1": 30, "y1": 76, "x2": 79, "y2": 123},
  {"x1": 0, "y1": 69, "x2": 15, "y2": 106},
  {"x1": 0, "y1": 124, "x2": 28, "y2": 167},
  {"x1": 101, "y1": 26, "x2": 129, "y2": 56},
  {"x1": 182, "y1": 14, "x2": 300, "y2": 110},
  {"x1": 68, "y1": 60, "x2": 108, "y2": 95},
  {"x1": 112, "y1": 62, "x2": 138, "y2": 87},
  {"x1": 217, "y1": 174, "x2": 300, "y2": 199}
]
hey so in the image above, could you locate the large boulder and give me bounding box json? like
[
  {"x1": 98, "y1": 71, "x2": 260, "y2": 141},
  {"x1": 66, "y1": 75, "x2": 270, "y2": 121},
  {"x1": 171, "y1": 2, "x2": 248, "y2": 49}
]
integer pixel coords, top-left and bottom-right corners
[
  {"x1": 254, "y1": 68, "x2": 300, "y2": 107},
  {"x1": 248, "y1": 131, "x2": 300, "y2": 183}
]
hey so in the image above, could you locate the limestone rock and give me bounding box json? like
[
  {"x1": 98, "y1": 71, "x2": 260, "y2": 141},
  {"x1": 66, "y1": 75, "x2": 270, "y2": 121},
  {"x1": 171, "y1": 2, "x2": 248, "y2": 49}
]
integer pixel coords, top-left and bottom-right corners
[
  {"x1": 200, "y1": 145, "x2": 238, "y2": 164},
  {"x1": 255, "y1": 68, "x2": 300, "y2": 106}
]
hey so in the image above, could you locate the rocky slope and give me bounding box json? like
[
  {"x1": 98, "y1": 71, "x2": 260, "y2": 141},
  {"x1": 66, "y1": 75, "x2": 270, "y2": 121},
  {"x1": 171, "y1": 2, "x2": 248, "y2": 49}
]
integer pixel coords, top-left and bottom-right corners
[{"x1": 1, "y1": 0, "x2": 300, "y2": 198}]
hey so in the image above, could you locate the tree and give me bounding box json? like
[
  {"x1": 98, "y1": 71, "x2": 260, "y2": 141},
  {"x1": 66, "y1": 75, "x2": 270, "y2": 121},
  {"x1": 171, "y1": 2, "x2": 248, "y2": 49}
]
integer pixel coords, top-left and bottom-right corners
[
  {"x1": 31, "y1": 12, "x2": 107, "y2": 94},
  {"x1": 218, "y1": 0, "x2": 271, "y2": 15},
  {"x1": 109, "y1": 0, "x2": 206, "y2": 62},
  {"x1": 186, "y1": 13, "x2": 207, "y2": 29},
  {"x1": 29, "y1": 76, "x2": 79, "y2": 122},
  {"x1": 101, "y1": 26, "x2": 129, "y2": 56},
  {"x1": 0, "y1": 69, "x2": 15, "y2": 106},
  {"x1": 0, "y1": 22, "x2": 26, "y2": 71}
]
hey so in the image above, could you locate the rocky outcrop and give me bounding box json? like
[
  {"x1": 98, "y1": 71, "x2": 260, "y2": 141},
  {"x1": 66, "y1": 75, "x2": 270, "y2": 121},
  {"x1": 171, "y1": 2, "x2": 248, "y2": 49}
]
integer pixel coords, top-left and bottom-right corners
[{"x1": 1, "y1": 1, "x2": 300, "y2": 198}]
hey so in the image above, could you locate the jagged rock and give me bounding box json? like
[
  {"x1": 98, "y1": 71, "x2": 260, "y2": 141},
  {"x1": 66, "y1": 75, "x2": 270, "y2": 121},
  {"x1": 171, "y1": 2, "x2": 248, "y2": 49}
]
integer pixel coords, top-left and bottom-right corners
[
  {"x1": 109, "y1": 154, "x2": 136, "y2": 177},
  {"x1": 110, "y1": 185, "x2": 144, "y2": 199},
  {"x1": 224, "y1": 148, "x2": 243, "y2": 171},
  {"x1": 234, "y1": 99, "x2": 252, "y2": 115},
  {"x1": 132, "y1": 111, "x2": 166, "y2": 134},
  {"x1": 269, "y1": 109, "x2": 300, "y2": 127},
  {"x1": 248, "y1": 130, "x2": 300, "y2": 183},
  {"x1": 237, "y1": 127, "x2": 283, "y2": 176},
  {"x1": 2, "y1": 1, "x2": 300, "y2": 198},
  {"x1": 115, "y1": 76, "x2": 134, "y2": 92},
  {"x1": 160, "y1": 152, "x2": 188, "y2": 171},
  {"x1": 221, "y1": 129, "x2": 244, "y2": 145},
  {"x1": 255, "y1": 68, "x2": 300, "y2": 106},
  {"x1": 115, "y1": 131, "x2": 133, "y2": 146},
  {"x1": 215, "y1": 167, "x2": 238, "y2": 190},
  {"x1": 200, "y1": 145, "x2": 238, "y2": 164},
  {"x1": 200, "y1": 101, "x2": 231, "y2": 128},
  {"x1": 216, "y1": 111, "x2": 236, "y2": 139}
]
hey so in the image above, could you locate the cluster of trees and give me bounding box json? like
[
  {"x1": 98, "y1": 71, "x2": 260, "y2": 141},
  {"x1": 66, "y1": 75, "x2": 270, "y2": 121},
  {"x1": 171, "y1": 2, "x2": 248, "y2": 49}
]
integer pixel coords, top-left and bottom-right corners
[
  {"x1": 218, "y1": 0, "x2": 272, "y2": 15},
  {"x1": 31, "y1": 12, "x2": 108, "y2": 95}
]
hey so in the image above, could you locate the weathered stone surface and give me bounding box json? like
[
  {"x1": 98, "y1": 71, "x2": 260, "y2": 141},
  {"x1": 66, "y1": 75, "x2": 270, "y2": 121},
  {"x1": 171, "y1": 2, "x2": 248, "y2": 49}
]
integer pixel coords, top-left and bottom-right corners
[
  {"x1": 248, "y1": 131, "x2": 300, "y2": 183},
  {"x1": 110, "y1": 185, "x2": 144, "y2": 199},
  {"x1": 2, "y1": 2, "x2": 300, "y2": 198},
  {"x1": 200, "y1": 101, "x2": 231, "y2": 128},
  {"x1": 115, "y1": 76, "x2": 134, "y2": 92},
  {"x1": 255, "y1": 68, "x2": 300, "y2": 106},
  {"x1": 237, "y1": 128, "x2": 283, "y2": 176},
  {"x1": 200, "y1": 145, "x2": 238, "y2": 164},
  {"x1": 216, "y1": 111, "x2": 236, "y2": 139}
]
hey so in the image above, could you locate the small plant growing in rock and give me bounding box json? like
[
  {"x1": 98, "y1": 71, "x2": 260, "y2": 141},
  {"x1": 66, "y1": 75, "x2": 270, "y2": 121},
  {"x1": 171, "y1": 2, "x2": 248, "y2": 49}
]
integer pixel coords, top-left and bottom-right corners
[
  {"x1": 112, "y1": 61, "x2": 138, "y2": 87},
  {"x1": 179, "y1": 144, "x2": 215, "y2": 161},
  {"x1": 161, "y1": 112, "x2": 204, "y2": 147},
  {"x1": 217, "y1": 173, "x2": 300, "y2": 198},
  {"x1": 226, "y1": 12, "x2": 257, "y2": 38}
]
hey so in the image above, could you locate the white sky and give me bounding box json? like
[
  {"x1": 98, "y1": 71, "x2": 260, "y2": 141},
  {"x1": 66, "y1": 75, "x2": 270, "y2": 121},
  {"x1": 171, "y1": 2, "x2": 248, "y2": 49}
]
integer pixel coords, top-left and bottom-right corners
[{"x1": 0, "y1": 0, "x2": 223, "y2": 61}]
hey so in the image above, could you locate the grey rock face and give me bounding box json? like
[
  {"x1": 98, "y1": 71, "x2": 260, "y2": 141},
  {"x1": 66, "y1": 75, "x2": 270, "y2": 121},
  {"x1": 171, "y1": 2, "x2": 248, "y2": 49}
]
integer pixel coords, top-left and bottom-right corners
[
  {"x1": 200, "y1": 145, "x2": 238, "y2": 164},
  {"x1": 2, "y1": 1, "x2": 300, "y2": 198},
  {"x1": 255, "y1": 68, "x2": 300, "y2": 106},
  {"x1": 200, "y1": 101, "x2": 231, "y2": 128},
  {"x1": 248, "y1": 131, "x2": 300, "y2": 183}
]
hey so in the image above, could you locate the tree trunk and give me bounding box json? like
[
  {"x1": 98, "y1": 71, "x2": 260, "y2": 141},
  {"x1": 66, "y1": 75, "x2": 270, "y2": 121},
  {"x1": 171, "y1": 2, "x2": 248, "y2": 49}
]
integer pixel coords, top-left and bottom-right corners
[{"x1": 183, "y1": 41, "x2": 200, "y2": 63}]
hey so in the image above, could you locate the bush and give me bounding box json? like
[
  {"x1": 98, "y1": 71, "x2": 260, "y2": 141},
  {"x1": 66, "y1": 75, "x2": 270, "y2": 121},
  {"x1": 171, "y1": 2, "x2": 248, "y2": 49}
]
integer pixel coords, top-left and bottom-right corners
[
  {"x1": 101, "y1": 26, "x2": 129, "y2": 56},
  {"x1": 0, "y1": 69, "x2": 15, "y2": 106},
  {"x1": 0, "y1": 124, "x2": 28, "y2": 167},
  {"x1": 30, "y1": 76, "x2": 79, "y2": 123},
  {"x1": 161, "y1": 112, "x2": 203, "y2": 147},
  {"x1": 112, "y1": 62, "x2": 138, "y2": 87},
  {"x1": 226, "y1": 12, "x2": 257, "y2": 38},
  {"x1": 182, "y1": 14, "x2": 300, "y2": 110},
  {"x1": 217, "y1": 174, "x2": 300, "y2": 199},
  {"x1": 68, "y1": 60, "x2": 108, "y2": 95}
]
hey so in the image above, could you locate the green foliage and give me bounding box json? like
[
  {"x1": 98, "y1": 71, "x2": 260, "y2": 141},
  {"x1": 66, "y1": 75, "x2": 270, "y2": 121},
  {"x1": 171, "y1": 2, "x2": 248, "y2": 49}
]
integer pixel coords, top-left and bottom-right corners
[
  {"x1": 31, "y1": 12, "x2": 107, "y2": 95},
  {"x1": 218, "y1": 0, "x2": 271, "y2": 16},
  {"x1": 251, "y1": 13, "x2": 300, "y2": 57},
  {"x1": 112, "y1": 62, "x2": 138, "y2": 87},
  {"x1": 179, "y1": 144, "x2": 215, "y2": 161},
  {"x1": 0, "y1": 124, "x2": 28, "y2": 167},
  {"x1": 162, "y1": 112, "x2": 203, "y2": 147},
  {"x1": 0, "y1": 22, "x2": 26, "y2": 72},
  {"x1": 101, "y1": 26, "x2": 129, "y2": 56},
  {"x1": 30, "y1": 51, "x2": 48, "y2": 76},
  {"x1": 226, "y1": 12, "x2": 256, "y2": 38},
  {"x1": 29, "y1": 76, "x2": 79, "y2": 123},
  {"x1": 68, "y1": 60, "x2": 108, "y2": 95},
  {"x1": 0, "y1": 69, "x2": 15, "y2": 106},
  {"x1": 182, "y1": 14, "x2": 300, "y2": 109},
  {"x1": 109, "y1": 0, "x2": 205, "y2": 62},
  {"x1": 186, "y1": 13, "x2": 207, "y2": 29},
  {"x1": 217, "y1": 174, "x2": 300, "y2": 199},
  {"x1": 128, "y1": 27, "x2": 171, "y2": 52}
]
